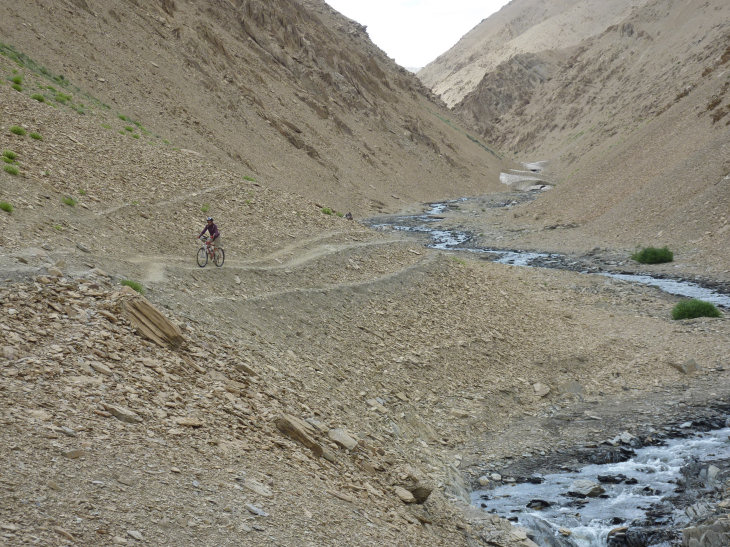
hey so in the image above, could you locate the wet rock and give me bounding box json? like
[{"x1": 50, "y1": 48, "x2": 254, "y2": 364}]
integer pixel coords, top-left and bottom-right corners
[
  {"x1": 598, "y1": 473, "x2": 627, "y2": 484},
  {"x1": 567, "y1": 479, "x2": 605, "y2": 498},
  {"x1": 526, "y1": 499, "x2": 551, "y2": 510}
]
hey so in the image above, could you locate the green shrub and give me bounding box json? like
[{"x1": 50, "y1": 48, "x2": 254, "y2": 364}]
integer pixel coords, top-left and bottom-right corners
[
  {"x1": 321, "y1": 207, "x2": 333, "y2": 215},
  {"x1": 29, "y1": 132, "x2": 42, "y2": 140},
  {"x1": 11, "y1": 83, "x2": 22, "y2": 92},
  {"x1": 2, "y1": 150, "x2": 17, "y2": 160},
  {"x1": 9, "y1": 126, "x2": 26, "y2": 136},
  {"x1": 631, "y1": 246, "x2": 673, "y2": 264},
  {"x1": 0, "y1": 201, "x2": 13, "y2": 213},
  {"x1": 10, "y1": 75, "x2": 22, "y2": 85},
  {"x1": 201, "y1": 204, "x2": 210, "y2": 213},
  {"x1": 62, "y1": 196, "x2": 77, "y2": 206},
  {"x1": 672, "y1": 299, "x2": 722, "y2": 320},
  {"x1": 121, "y1": 279, "x2": 145, "y2": 294},
  {"x1": 3, "y1": 165, "x2": 19, "y2": 175},
  {"x1": 31, "y1": 93, "x2": 45, "y2": 102}
]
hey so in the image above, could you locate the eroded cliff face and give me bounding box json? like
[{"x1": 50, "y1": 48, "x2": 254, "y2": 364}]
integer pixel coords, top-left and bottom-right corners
[{"x1": 0, "y1": 0, "x2": 505, "y2": 215}]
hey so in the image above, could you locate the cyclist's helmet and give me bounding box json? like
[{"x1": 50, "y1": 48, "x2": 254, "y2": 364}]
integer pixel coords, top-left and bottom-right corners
[{"x1": 206, "y1": 217, "x2": 213, "y2": 221}]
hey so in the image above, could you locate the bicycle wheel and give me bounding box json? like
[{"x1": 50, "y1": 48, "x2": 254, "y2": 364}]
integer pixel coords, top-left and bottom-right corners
[
  {"x1": 197, "y1": 247, "x2": 208, "y2": 267},
  {"x1": 214, "y1": 247, "x2": 225, "y2": 267}
]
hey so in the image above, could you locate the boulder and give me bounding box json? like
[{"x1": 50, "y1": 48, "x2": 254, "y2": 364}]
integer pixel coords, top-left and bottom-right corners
[
  {"x1": 568, "y1": 479, "x2": 605, "y2": 498},
  {"x1": 328, "y1": 428, "x2": 358, "y2": 450},
  {"x1": 121, "y1": 292, "x2": 185, "y2": 349},
  {"x1": 275, "y1": 414, "x2": 323, "y2": 458}
]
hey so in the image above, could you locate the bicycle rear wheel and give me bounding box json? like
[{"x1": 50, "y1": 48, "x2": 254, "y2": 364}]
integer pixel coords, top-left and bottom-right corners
[
  {"x1": 214, "y1": 247, "x2": 225, "y2": 267},
  {"x1": 197, "y1": 247, "x2": 208, "y2": 267}
]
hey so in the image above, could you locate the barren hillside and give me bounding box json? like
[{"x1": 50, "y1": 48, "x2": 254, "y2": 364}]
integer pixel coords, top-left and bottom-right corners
[
  {"x1": 418, "y1": 0, "x2": 645, "y2": 108},
  {"x1": 422, "y1": 0, "x2": 730, "y2": 278},
  {"x1": 1, "y1": 1, "x2": 729, "y2": 546},
  {"x1": 0, "y1": 0, "x2": 505, "y2": 216}
]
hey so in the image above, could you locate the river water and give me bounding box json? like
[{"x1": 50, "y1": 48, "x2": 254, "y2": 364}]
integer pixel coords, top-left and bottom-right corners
[
  {"x1": 473, "y1": 427, "x2": 730, "y2": 546},
  {"x1": 367, "y1": 200, "x2": 730, "y2": 309}
]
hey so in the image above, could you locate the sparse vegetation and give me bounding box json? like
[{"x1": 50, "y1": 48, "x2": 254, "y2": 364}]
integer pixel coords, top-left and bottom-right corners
[
  {"x1": 118, "y1": 114, "x2": 130, "y2": 122},
  {"x1": 3, "y1": 165, "x2": 19, "y2": 176},
  {"x1": 79, "y1": 189, "x2": 87, "y2": 196},
  {"x1": 62, "y1": 196, "x2": 77, "y2": 206},
  {"x1": 0, "y1": 201, "x2": 13, "y2": 213},
  {"x1": 201, "y1": 204, "x2": 210, "y2": 213},
  {"x1": 55, "y1": 92, "x2": 72, "y2": 104},
  {"x1": 631, "y1": 246, "x2": 673, "y2": 264},
  {"x1": 9, "y1": 126, "x2": 26, "y2": 136},
  {"x1": 10, "y1": 75, "x2": 22, "y2": 85},
  {"x1": 121, "y1": 279, "x2": 145, "y2": 294},
  {"x1": 2, "y1": 157, "x2": 13, "y2": 164},
  {"x1": 124, "y1": 126, "x2": 134, "y2": 132},
  {"x1": 29, "y1": 132, "x2": 43, "y2": 140},
  {"x1": 101, "y1": 123, "x2": 112, "y2": 129},
  {"x1": 30, "y1": 93, "x2": 45, "y2": 102},
  {"x1": 11, "y1": 83, "x2": 22, "y2": 92},
  {"x1": 243, "y1": 175, "x2": 256, "y2": 182},
  {"x1": 132, "y1": 134, "x2": 140, "y2": 139},
  {"x1": 321, "y1": 207, "x2": 333, "y2": 215},
  {"x1": 672, "y1": 299, "x2": 722, "y2": 320},
  {"x1": 2, "y1": 150, "x2": 17, "y2": 160}
]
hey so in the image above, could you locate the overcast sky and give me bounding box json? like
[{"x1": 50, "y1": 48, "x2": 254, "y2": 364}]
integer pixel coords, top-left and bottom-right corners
[{"x1": 325, "y1": 0, "x2": 511, "y2": 69}]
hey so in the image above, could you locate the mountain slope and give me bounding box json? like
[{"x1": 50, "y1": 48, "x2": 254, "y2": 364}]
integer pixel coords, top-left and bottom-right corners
[
  {"x1": 418, "y1": 0, "x2": 645, "y2": 108},
  {"x1": 0, "y1": 0, "x2": 505, "y2": 215},
  {"x1": 421, "y1": 0, "x2": 730, "y2": 276}
]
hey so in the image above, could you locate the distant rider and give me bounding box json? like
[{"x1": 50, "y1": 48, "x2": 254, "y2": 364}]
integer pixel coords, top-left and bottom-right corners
[{"x1": 198, "y1": 217, "x2": 221, "y2": 251}]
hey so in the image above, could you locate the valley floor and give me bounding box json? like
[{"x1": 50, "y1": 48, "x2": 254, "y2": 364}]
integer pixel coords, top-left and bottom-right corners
[{"x1": 2, "y1": 192, "x2": 729, "y2": 546}]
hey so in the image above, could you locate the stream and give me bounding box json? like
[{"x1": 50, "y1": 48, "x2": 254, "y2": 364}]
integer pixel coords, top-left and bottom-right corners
[
  {"x1": 473, "y1": 426, "x2": 730, "y2": 546},
  {"x1": 365, "y1": 196, "x2": 730, "y2": 545},
  {"x1": 365, "y1": 198, "x2": 730, "y2": 309}
]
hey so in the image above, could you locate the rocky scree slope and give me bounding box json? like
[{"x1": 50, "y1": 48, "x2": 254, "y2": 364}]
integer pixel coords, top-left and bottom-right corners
[
  {"x1": 423, "y1": 0, "x2": 730, "y2": 278},
  {"x1": 0, "y1": 0, "x2": 505, "y2": 216}
]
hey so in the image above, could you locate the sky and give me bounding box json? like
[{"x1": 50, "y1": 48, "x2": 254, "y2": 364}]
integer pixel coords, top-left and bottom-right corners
[{"x1": 325, "y1": 0, "x2": 511, "y2": 70}]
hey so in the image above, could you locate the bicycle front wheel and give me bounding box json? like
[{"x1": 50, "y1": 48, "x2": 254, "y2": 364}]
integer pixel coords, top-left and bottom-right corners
[
  {"x1": 214, "y1": 247, "x2": 225, "y2": 267},
  {"x1": 197, "y1": 247, "x2": 208, "y2": 267}
]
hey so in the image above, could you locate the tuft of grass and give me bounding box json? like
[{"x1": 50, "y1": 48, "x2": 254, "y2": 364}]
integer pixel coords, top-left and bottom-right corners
[
  {"x1": 10, "y1": 75, "x2": 22, "y2": 85},
  {"x1": 55, "y1": 92, "x2": 72, "y2": 104},
  {"x1": 4, "y1": 165, "x2": 19, "y2": 176},
  {"x1": 631, "y1": 246, "x2": 673, "y2": 264},
  {"x1": 101, "y1": 123, "x2": 111, "y2": 129},
  {"x1": 53, "y1": 224, "x2": 64, "y2": 231},
  {"x1": 62, "y1": 196, "x2": 77, "y2": 206},
  {"x1": 29, "y1": 132, "x2": 43, "y2": 140},
  {"x1": 11, "y1": 83, "x2": 22, "y2": 92},
  {"x1": 243, "y1": 175, "x2": 256, "y2": 182},
  {"x1": 0, "y1": 201, "x2": 13, "y2": 213},
  {"x1": 9, "y1": 126, "x2": 26, "y2": 136},
  {"x1": 201, "y1": 204, "x2": 210, "y2": 213},
  {"x1": 124, "y1": 126, "x2": 134, "y2": 132},
  {"x1": 118, "y1": 114, "x2": 129, "y2": 122},
  {"x1": 120, "y1": 279, "x2": 145, "y2": 294},
  {"x1": 321, "y1": 207, "x2": 333, "y2": 215},
  {"x1": 31, "y1": 93, "x2": 45, "y2": 102},
  {"x1": 672, "y1": 299, "x2": 722, "y2": 320},
  {"x1": 2, "y1": 157, "x2": 13, "y2": 164},
  {"x1": 132, "y1": 134, "x2": 140, "y2": 139},
  {"x1": 79, "y1": 188, "x2": 87, "y2": 196},
  {"x1": 2, "y1": 150, "x2": 17, "y2": 160}
]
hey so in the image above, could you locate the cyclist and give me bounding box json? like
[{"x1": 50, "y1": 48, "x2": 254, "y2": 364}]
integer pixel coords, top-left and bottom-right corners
[{"x1": 198, "y1": 217, "x2": 222, "y2": 252}]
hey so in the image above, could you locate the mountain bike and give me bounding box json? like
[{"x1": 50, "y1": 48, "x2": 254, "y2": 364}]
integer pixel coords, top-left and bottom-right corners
[{"x1": 197, "y1": 236, "x2": 225, "y2": 267}]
